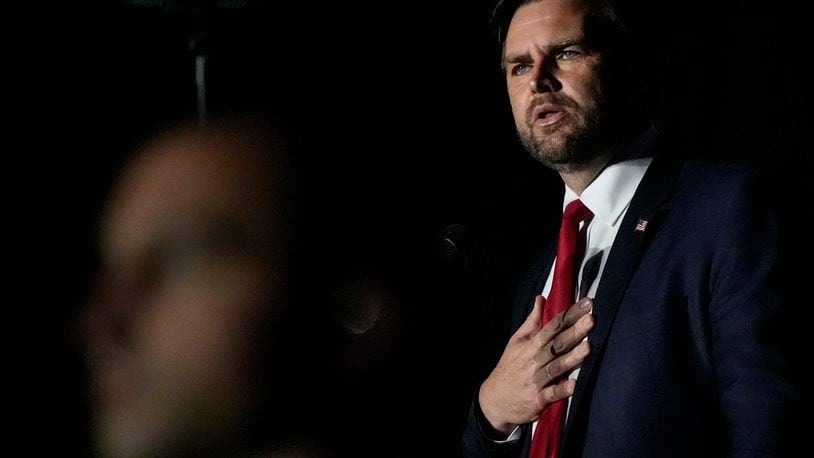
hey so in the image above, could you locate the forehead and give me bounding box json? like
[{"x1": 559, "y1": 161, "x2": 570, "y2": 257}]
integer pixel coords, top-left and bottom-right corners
[
  {"x1": 102, "y1": 132, "x2": 271, "y2": 259},
  {"x1": 505, "y1": 0, "x2": 589, "y2": 49}
]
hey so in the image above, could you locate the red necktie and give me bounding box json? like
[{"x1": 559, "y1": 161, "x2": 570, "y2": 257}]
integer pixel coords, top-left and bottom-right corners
[{"x1": 529, "y1": 199, "x2": 593, "y2": 458}]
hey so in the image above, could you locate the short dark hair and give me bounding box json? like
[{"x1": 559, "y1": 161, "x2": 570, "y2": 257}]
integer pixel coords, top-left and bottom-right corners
[{"x1": 490, "y1": 0, "x2": 633, "y2": 54}]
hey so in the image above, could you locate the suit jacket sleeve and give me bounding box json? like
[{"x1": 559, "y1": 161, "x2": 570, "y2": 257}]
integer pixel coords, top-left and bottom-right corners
[
  {"x1": 462, "y1": 246, "x2": 554, "y2": 458},
  {"x1": 706, "y1": 171, "x2": 799, "y2": 456},
  {"x1": 462, "y1": 394, "x2": 529, "y2": 458}
]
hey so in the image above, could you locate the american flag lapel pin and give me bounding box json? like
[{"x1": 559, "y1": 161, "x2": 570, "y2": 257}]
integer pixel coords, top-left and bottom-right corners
[{"x1": 634, "y1": 219, "x2": 648, "y2": 232}]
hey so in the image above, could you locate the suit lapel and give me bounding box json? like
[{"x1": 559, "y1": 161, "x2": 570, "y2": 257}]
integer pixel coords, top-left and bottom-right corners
[{"x1": 561, "y1": 154, "x2": 682, "y2": 447}]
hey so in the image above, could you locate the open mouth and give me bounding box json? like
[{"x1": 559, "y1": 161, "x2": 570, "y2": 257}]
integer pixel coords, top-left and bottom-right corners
[{"x1": 532, "y1": 103, "x2": 566, "y2": 127}]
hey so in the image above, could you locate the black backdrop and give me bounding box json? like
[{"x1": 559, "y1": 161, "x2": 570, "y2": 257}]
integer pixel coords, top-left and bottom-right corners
[{"x1": 20, "y1": 0, "x2": 812, "y2": 455}]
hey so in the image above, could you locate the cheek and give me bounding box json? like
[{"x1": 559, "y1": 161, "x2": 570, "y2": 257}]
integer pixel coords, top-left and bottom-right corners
[
  {"x1": 568, "y1": 71, "x2": 603, "y2": 108},
  {"x1": 138, "y1": 261, "x2": 270, "y2": 394},
  {"x1": 507, "y1": 86, "x2": 528, "y2": 123}
]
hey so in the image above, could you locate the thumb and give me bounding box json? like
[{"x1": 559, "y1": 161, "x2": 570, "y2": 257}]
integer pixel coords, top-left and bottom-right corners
[{"x1": 516, "y1": 295, "x2": 545, "y2": 337}]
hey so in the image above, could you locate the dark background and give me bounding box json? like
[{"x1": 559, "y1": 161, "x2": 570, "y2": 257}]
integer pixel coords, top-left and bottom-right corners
[{"x1": 18, "y1": 0, "x2": 811, "y2": 455}]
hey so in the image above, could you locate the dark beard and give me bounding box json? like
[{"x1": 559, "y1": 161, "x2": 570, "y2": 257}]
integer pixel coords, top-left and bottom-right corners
[{"x1": 519, "y1": 107, "x2": 606, "y2": 173}]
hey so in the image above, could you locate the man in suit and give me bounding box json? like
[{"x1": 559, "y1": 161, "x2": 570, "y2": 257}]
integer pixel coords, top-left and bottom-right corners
[{"x1": 462, "y1": 0, "x2": 801, "y2": 456}]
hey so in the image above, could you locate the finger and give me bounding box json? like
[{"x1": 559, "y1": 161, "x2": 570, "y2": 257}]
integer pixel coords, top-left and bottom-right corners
[
  {"x1": 548, "y1": 312, "x2": 594, "y2": 357},
  {"x1": 538, "y1": 378, "x2": 577, "y2": 407},
  {"x1": 562, "y1": 297, "x2": 593, "y2": 326},
  {"x1": 536, "y1": 297, "x2": 593, "y2": 345},
  {"x1": 537, "y1": 340, "x2": 591, "y2": 385},
  {"x1": 515, "y1": 295, "x2": 546, "y2": 338}
]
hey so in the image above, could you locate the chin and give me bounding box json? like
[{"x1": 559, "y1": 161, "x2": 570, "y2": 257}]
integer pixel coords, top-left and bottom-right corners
[
  {"x1": 95, "y1": 414, "x2": 158, "y2": 458},
  {"x1": 521, "y1": 136, "x2": 568, "y2": 165},
  {"x1": 93, "y1": 395, "x2": 182, "y2": 458}
]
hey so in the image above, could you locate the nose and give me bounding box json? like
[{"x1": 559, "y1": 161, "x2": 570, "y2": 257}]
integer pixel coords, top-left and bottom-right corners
[{"x1": 530, "y1": 66, "x2": 559, "y2": 93}]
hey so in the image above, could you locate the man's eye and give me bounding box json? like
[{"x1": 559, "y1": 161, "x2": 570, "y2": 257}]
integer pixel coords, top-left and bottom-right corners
[
  {"x1": 511, "y1": 64, "x2": 531, "y2": 76},
  {"x1": 557, "y1": 49, "x2": 582, "y2": 60}
]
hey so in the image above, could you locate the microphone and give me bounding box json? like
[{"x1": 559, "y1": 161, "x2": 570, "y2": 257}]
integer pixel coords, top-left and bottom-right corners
[{"x1": 434, "y1": 223, "x2": 470, "y2": 269}]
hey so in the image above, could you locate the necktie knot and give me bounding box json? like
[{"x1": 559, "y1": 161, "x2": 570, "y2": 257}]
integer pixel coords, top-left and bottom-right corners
[{"x1": 563, "y1": 199, "x2": 593, "y2": 223}]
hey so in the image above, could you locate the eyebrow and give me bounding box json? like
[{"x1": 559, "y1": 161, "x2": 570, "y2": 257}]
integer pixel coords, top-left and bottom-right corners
[{"x1": 502, "y1": 37, "x2": 588, "y2": 68}]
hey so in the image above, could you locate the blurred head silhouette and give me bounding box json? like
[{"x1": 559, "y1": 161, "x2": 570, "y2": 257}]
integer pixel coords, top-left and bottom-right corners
[{"x1": 81, "y1": 116, "x2": 317, "y2": 457}]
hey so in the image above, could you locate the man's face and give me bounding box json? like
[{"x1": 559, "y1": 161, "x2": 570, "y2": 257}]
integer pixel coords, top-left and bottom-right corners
[
  {"x1": 504, "y1": 0, "x2": 609, "y2": 171},
  {"x1": 84, "y1": 129, "x2": 284, "y2": 457}
]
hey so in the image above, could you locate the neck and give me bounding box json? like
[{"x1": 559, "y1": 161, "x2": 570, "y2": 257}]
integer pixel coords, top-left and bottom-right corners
[{"x1": 559, "y1": 152, "x2": 614, "y2": 195}]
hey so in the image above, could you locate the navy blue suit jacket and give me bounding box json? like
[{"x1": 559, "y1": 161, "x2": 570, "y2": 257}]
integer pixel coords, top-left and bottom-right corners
[{"x1": 462, "y1": 153, "x2": 800, "y2": 457}]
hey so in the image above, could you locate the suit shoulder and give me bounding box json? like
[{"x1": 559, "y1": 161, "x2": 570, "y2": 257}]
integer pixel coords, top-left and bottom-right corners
[
  {"x1": 674, "y1": 160, "x2": 771, "y2": 200},
  {"x1": 678, "y1": 160, "x2": 758, "y2": 185}
]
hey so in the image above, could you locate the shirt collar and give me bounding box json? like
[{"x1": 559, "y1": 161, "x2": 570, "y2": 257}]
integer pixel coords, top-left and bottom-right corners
[{"x1": 562, "y1": 126, "x2": 658, "y2": 226}]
